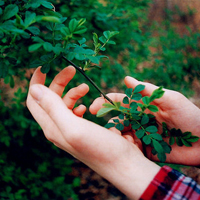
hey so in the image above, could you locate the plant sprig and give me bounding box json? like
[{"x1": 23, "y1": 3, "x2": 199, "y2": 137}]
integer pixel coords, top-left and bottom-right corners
[{"x1": 97, "y1": 85, "x2": 199, "y2": 162}]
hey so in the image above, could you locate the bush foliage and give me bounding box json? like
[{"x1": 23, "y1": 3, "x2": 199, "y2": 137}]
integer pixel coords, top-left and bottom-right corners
[{"x1": 0, "y1": 0, "x2": 200, "y2": 199}]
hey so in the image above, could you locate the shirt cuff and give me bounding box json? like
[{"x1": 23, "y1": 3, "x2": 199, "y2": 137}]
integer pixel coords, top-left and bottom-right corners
[{"x1": 139, "y1": 165, "x2": 174, "y2": 200}]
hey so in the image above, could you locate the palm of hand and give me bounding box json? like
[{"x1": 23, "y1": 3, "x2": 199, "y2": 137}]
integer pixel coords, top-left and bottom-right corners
[{"x1": 90, "y1": 76, "x2": 200, "y2": 166}]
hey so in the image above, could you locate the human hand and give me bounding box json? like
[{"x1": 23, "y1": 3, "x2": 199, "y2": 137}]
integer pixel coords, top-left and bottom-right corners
[
  {"x1": 90, "y1": 76, "x2": 200, "y2": 166},
  {"x1": 26, "y1": 67, "x2": 160, "y2": 199}
]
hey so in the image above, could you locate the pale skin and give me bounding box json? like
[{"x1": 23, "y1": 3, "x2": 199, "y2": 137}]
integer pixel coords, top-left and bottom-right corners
[{"x1": 27, "y1": 66, "x2": 200, "y2": 199}]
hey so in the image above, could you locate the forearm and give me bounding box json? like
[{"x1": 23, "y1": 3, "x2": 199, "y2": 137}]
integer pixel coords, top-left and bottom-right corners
[
  {"x1": 71, "y1": 120, "x2": 161, "y2": 199},
  {"x1": 108, "y1": 155, "x2": 160, "y2": 199}
]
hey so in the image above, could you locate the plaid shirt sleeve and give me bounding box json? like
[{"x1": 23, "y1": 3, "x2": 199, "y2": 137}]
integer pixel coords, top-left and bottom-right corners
[{"x1": 140, "y1": 165, "x2": 200, "y2": 200}]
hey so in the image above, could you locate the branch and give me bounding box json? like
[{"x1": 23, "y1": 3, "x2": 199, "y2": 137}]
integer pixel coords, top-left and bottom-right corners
[{"x1": 62, "y1": 56, "x2": 114, "y2": 105}]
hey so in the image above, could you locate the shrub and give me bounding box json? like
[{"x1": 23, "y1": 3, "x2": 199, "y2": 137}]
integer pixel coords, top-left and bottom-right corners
[{"x1": 0, "y1": 0, "x2": 151, "y2": 198}]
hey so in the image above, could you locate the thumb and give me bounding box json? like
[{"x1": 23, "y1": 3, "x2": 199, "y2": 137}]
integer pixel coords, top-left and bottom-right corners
[
  {"x1": 124, "y1": 76, "x2": 159, "y2": 98},
  {"x1": 29, "y1": 84, "x2": 78, "y2": 134}
]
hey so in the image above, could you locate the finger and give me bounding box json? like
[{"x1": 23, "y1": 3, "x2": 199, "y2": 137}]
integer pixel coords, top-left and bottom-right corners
[
  {"x1": 26, "y1": 92, "x2": 68, "y2": 151},
  {"x1": 63, "y1": 83, "x2": 89, "y2": 109},
  {"x1": 123, "y1": 135, "x2": 134, "y2": 143},
  {"x1": 28, "y1": 84, "x2": 121, "y2": 161},
  {"x1": 49, "y1": 66, "x2": 76, "y2": 96},
  {"x1": 29, "y1": 66, "x2": 46, "y2": 86},
  {"x1": 124, "y1": 76, "x2": 159, "y2": 97},
  {"x1": 89, "y1": 93, "x2": 126, "y2": 115},
  {"x1": 73, "y1": 104, "x2": 87, "y2": 117}
]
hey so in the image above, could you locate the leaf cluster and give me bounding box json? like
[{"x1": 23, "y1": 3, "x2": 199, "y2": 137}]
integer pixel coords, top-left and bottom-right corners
[
  {"x1": 162, "y1": 122, "x2": 199, "y2": 147},
  {"x1": 0, "y1": 0, "x2": 119, "y2": 77},
  {"x1": 98, "y1": 85, "x2": 199, "y2": 162}
]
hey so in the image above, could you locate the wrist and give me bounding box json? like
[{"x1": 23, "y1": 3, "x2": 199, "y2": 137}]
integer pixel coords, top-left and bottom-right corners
[{"x1": 103, "y1": 143, "x2": 161, "y2": 199}]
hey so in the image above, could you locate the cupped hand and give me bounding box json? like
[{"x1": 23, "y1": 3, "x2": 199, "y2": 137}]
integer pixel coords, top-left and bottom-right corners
[
  {"x1": 90, "y1": 76, "x2": 200, "y2": 165},
  {"x1": 26, "y1": 67, "x2": 160, "y2": 199}
]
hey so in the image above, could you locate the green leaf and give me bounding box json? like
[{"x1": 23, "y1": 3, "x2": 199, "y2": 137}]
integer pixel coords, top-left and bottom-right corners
[
  {"x1": 182, "y1": 132, "x2": 192, "y2": 139},
  {"x1": 66, "y1": 52, "x2": 75, "y2": 60},
  {"x1": 132, "y1": 93, "x2": 142, "y2": 101},
  {"x1": 132, "y1": 123, "x2": 141, "y2": 130},
  {"x1": 24, "y1": 11, "x2": 36, "y2": 27},
  {"x1": 105, "y1": 123, "x2": 115, "y2": 129},
  {"x1": 41, "y1": 1, "x2": 54, "y2": 9},
  {"x1": 146, "y1": 126, "x2": 158, "y2": 133},
  {"x1": 135, "y1": 129, "x2": 145, "y2": 139},
  {"x1": 124, "y1": 120, "x2": 130, "y2": 127},
  {"x1": 113, "y1": 119, "x2": 119, "y2": 123},
  {"x1": 176, "y1": 137, "x2": 183, "y2": 146},
  {"x1": 32, "y1": 36, "x2": 44, "y2": 43},
  {"x1": 131, "y1": 114, "x2": 141, "y2": 120},
  {"x1": 28, "y1": 43, "x2": 43, "y2": 52},
  {"x1": 148, "y1": 105, "x2": 159, "y2": 112},
  {"x1": 97, "y1": 107, "x2": 115, "y2": 117},
  {"x1": 149, "y1": 87, "x2": 165, "y2": 102},
  {"x1": 27, "y1": 26, "x2": 40, "y2": 35},
  {"x1": 0, "y1": 61, "x2": 8, "y2": 78},
  {"x1": 152, "y1": 140, "x2": 164, "y2": 153},
  {"x1": 102, "y1": 103, "x2": 116, "y2": 108},
  {"x1": 169, "y1": 137, "x2": 175, "y2": 145},
  {"x1": 107, "y1": 40, "x2": 116, "y2": 45},
  {"x1": 116, "y1": 123, "x2": 124, "y2": 131},
  {"x1": 29, "y1": 60, "x2": 43, "y2": 68},
  {"x1": 134, "y1": 84, "x2": 145, "y2": 93},
  {"x1": 84, "y1": 49, "x2": 95, "y2": 55},
  {"x1": 77, "y1": 18, "x2": 86, "y2": 26},
  {"x1": 150, "y1": 133, "x2": 163, "y2": 141},
  {"x1": 69, "y1": 19, "x2": 78, "y2": 33},
  {"x1": 125, "y1": 88, "x2": 133, "y2": 98},
  {"x1": 113, "y1": 102, "x2": 121, "y2": 109},
  {"x1": 93, "y1": 33, "x2": 98, "y2": 46},
  {"x1": 40, "y1": 54, "x2": 54, "y2": 62},
  {"x1": 36, "y1": 16, "x2": 61, "y2": 23},
  {"x1": 60, "y1": 27, "x2": 70, "y2": 36},
  {"x1": 78, "y1": 38, "x2": 86, "y2": 45},
  {"x1": 103, "y1": 31, "x2": 119, "y2": 39},
  {"x1": 41, "y1": 63, "x2": 50, "y2": 73},
  {"x1": 162, "y1": 142, "x2": 171, "y2": 153},
  {"x1": 142, "y1": 96, "x2": 150, "y2": 105},
  {"x1": 157, "y1": 153, "x2": 166, "y2": 162},
  {"x1": 86, "y1": 56, "x2": 100, "y2": 64},
  {"x1": 181, "y1": 138, "x2": 192, "y2": 147},
  {"x1": 43, "y1": 42, "x2": 53, "y2": 52},
  {"x1": 72, "y1": 177, "x2": 80, "y2": 187},
  {"x1": 103, "y1": 31, "x2": 111, "y2": 39},
  {"x1": 99, "y1": 36, "x2": 107, "y2": 43},
  {"x1": 3, "y1": 4, "x2": 19, "y2": 20},
  {"x1": 73, "y1": 27, "x2": 87, "y2": 34},
  {"x1": 118, "y1": 114, "x2": 124, "y2": 120},
  {"x1": 130, "y1": 102, "x2": 138, "y2": 110},
  {"x1": 143, "y1": 135, "x2": 151, "y2": 145},
  {"x1": 141, "y1": 114, "x2": 149, "y2": 125},
  {"x1": 109, "y1": 31, "x2": 119, "y2": 38},
  {"x1": 75, "y1": 53, "x2": 85, "y2": 61},
  {"x1": 186, "y1": 136, "x2": 199, "y2": 143},
  {"x1": 123, "y1": 96, "x2": 129, "y2": 104},
  {"x1": 0, "y1": 1, "x2": 4, "y2": 6}
]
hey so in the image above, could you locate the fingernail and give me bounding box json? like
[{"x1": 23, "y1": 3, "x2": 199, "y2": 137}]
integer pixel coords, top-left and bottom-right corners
[{"x1": 30, "y1": 85, "x2": 43, "y2": 102}]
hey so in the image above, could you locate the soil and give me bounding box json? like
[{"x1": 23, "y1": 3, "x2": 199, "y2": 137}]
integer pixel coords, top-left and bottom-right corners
[{"x1": 70, "y1": 161, "x2": 129, "y2": 200}]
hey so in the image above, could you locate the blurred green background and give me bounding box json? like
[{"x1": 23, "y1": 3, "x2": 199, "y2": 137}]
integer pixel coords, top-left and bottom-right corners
[{"x1": 0, "y1": 0, "x2": 200, "y2": 199}]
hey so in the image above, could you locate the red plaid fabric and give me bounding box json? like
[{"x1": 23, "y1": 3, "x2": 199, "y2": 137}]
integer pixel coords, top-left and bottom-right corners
[{"x1": 140, "y1": 166, "x2": 200, "y2": 200}]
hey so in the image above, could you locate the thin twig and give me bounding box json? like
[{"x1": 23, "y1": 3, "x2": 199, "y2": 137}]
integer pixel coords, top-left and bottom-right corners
[{"x1": 62, "y1": 56, "x2": 114, "y2": 105}]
